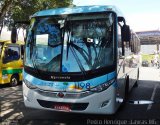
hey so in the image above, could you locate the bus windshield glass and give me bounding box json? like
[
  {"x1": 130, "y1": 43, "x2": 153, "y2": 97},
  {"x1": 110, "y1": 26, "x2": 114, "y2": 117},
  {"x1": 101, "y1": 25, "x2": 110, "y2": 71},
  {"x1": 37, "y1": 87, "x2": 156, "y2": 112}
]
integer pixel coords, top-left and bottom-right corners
[{"x1": 25, "y1": 12, "x2": 115, "y2": 74}]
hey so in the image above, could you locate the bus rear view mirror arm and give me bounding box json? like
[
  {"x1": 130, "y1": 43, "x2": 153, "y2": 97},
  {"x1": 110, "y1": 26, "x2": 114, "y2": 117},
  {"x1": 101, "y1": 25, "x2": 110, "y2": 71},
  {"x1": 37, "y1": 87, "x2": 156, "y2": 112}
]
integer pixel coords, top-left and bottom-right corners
[{"x1": 118, "y1": 16, "x2": 131, "y2": 42}]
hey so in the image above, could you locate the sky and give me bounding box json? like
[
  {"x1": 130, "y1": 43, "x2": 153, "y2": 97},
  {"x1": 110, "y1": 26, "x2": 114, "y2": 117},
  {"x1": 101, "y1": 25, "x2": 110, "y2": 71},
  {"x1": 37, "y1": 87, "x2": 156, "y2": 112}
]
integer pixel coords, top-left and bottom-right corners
[{"x1": 73, "y1": 0, "x2": 160, "y2": 31}]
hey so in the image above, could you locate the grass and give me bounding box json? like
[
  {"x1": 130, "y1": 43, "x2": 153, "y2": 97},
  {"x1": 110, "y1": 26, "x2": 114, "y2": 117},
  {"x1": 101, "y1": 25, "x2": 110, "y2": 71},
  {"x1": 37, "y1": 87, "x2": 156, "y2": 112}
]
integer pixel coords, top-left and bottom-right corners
[
  {"x1": 142, "y1": 54, "x2": 154, "y2": 62},
  {"x1": 141, "y1": 54, "x2": 160, "y2": 62}
]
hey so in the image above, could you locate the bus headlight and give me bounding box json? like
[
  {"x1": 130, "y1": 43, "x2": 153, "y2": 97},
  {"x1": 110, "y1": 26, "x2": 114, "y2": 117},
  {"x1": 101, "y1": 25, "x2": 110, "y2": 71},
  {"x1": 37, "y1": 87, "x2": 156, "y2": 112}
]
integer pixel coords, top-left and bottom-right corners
[
  {"x1": 23, "y1": 79, "x2": 37, "y2": 89},
  {"x1": 90, "y1": 79, "x2": 115, "y2": 92}
]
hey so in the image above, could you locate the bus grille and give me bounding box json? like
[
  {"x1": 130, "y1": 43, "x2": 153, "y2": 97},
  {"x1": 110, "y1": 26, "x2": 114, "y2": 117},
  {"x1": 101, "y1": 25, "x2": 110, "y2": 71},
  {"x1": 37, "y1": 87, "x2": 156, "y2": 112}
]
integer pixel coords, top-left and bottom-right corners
[
  {"x1": 37, "y1": 89, "x2": 93, "y2": 99},
  {"x1": 37, "y1": 99, "x2": 89, "y2": 111}
]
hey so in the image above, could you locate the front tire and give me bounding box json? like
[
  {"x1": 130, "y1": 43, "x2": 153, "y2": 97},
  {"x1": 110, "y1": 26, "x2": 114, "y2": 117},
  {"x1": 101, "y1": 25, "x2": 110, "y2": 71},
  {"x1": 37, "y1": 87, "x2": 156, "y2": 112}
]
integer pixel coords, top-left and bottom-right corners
[
  {"x1": 124, "y1": 75, "x2": 129, "y2": 102},
  {"x1": 10, "y1": 75, "x2": 19, "y2": 87}
]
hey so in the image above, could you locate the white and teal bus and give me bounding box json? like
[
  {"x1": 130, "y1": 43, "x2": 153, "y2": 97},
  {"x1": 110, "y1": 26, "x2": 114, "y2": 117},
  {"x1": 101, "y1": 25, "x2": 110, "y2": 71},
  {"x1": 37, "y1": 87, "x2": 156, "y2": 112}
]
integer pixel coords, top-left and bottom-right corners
[{"x1": 13, "y1": 6, "x2": 140, "y2": 114}]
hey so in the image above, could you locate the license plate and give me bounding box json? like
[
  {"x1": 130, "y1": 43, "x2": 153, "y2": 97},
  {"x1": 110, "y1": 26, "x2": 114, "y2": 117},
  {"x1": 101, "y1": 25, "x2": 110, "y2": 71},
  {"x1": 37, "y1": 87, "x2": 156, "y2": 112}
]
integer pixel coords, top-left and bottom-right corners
[{"x1": 54, "y1": 104, "x2": 71, "y2": 112}]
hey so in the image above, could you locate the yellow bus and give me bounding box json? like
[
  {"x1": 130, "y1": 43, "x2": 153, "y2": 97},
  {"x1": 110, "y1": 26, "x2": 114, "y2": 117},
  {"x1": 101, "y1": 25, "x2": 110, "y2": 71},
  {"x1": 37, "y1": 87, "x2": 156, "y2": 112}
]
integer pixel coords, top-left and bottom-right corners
[{"x1": 0, "y1": 40, "x2": 24, "y2": 86}]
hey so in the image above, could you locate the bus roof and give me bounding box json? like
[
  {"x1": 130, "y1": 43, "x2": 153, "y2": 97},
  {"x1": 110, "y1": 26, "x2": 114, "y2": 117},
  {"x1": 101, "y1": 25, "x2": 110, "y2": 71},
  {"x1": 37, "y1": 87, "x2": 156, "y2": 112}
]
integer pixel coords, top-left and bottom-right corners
[
  {"x1": 0, "y1": 40, "x2": 24, "y2": 45},
  {"x1": 32, "y1": 5, "x2": 123, "y2": 18}
]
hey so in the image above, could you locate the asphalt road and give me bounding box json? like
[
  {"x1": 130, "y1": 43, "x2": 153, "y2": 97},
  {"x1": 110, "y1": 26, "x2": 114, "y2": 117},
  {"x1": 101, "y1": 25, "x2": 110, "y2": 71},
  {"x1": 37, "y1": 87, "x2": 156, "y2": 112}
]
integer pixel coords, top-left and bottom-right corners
[{"x1": 1, "y1": 67, "x2": 160, "y2": 125}]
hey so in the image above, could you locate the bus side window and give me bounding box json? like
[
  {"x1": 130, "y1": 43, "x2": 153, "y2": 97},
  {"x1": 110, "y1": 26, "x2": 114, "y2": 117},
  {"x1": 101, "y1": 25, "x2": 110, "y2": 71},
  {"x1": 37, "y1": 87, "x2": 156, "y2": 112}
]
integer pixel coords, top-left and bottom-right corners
[{"x1": 3, "y1": 46, "x2": 20, "y2": 64}]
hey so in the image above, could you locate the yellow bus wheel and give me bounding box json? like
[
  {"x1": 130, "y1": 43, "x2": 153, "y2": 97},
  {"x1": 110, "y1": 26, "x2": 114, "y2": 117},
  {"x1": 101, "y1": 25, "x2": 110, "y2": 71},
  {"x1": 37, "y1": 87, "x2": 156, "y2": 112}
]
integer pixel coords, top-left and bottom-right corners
[{"x1": 10, "y1": 75, "x2": 19, "y2": 87}]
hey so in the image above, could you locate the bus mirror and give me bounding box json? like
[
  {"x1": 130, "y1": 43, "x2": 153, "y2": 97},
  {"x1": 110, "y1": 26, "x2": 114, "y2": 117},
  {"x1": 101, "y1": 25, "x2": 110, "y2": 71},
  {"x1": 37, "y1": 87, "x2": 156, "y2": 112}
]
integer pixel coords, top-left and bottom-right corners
[
  {"x1": 11, "y1": 26, "x2": 17, "y2": 43},
  {"x1": 121, "y1": 25, "x2": 131, "y2": 42}
]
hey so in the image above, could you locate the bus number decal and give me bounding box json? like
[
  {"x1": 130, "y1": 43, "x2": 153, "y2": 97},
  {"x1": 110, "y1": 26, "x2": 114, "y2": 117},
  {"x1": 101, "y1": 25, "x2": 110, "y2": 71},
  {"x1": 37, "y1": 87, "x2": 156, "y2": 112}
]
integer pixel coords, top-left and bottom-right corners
[{"x1": 75, "y1": 82, "x2": 91, "y2": 90}]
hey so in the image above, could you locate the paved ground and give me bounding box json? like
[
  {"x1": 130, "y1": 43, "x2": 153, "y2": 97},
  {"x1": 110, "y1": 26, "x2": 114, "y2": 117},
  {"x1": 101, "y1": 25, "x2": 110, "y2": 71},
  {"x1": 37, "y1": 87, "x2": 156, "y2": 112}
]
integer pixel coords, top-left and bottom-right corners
[{"x1": 1, "y1": 67, "x2": 160, "y2": 125}]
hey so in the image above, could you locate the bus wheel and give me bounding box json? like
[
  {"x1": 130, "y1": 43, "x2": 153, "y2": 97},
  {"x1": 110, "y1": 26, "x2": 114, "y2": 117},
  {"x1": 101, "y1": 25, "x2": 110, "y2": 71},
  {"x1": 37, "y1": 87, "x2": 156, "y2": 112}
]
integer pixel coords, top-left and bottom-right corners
[
  {"x1": 10, "y1": 75, "x2": 19, "y2": 87},
  {"x1": 124, "y1": 75, "x2": 129, "y2": 102}
]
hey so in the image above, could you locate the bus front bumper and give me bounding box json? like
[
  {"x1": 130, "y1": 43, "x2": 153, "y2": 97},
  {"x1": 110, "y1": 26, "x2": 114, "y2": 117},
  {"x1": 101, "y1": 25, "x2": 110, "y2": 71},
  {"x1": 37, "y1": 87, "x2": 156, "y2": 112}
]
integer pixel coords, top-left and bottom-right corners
[{"x1": 23, "y1": 82, "x2": 118, "y2": 114}]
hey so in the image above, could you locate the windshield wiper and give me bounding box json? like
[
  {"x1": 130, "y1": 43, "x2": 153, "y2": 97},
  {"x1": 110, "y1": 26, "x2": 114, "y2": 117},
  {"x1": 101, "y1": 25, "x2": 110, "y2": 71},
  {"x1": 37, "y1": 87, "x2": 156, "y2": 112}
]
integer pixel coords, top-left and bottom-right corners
[
  {"x1": 65, "y1": 30, "x2": 87, "y2": 77},
  {"x1": 70, "y1": 45, "x2": 87, "y2": 77}
]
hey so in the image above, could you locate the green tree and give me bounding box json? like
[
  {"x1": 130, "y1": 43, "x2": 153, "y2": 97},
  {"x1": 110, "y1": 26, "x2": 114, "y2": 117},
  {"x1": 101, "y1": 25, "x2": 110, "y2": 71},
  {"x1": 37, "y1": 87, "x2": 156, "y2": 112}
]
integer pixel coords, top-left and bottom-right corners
[
  {"x1": 0, "y1": 0, "x2": 74, "y2": 34},
  {"x1": 0, "y1": 0, "x2": 13, "y2": 34},
  {"x1": 12, "y1": 0, "x2": 74, "y2": 22},
  {"x1": 0, "y1": 0, "x2": 13, "y2": 21}
]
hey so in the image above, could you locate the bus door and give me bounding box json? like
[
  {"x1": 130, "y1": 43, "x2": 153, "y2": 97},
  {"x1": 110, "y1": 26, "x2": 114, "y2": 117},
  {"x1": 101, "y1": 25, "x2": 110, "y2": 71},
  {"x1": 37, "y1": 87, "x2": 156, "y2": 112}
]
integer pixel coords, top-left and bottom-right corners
[
  {"x1": 117, "y1": 23, "x2": 126, "y2": 100},
  {"x1": 117, "y1": 21, "x2": 132, "y2": 100}
]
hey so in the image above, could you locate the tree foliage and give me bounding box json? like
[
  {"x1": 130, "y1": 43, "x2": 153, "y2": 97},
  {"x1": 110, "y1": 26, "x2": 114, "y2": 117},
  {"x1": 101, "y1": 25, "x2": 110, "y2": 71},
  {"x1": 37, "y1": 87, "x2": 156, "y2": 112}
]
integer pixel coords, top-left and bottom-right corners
[
  {"x1": 0, "y1": 0, "x2": 74, "y2": 30},
  {"x1": 0, "y1": 0, "x2": 13, "y2": 21}
]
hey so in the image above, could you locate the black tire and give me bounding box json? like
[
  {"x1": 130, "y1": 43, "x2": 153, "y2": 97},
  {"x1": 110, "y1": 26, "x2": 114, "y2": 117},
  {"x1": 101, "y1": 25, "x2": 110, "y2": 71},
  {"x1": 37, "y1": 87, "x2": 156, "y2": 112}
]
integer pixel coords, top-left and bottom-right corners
[
  {"x1": 124, "y1": 75, "x2": 129, "y2": 102},
  {"x1": 10, "y1": 75, "x2": 19, "y2": 87}
]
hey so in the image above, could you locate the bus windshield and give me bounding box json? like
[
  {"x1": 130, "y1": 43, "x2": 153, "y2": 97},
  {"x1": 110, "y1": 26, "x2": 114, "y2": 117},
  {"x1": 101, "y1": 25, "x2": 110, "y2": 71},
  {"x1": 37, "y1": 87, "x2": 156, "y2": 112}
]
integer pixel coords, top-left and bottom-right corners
[{"x1": 25, "y1": 12, "x2": 115, "y2": 75}]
